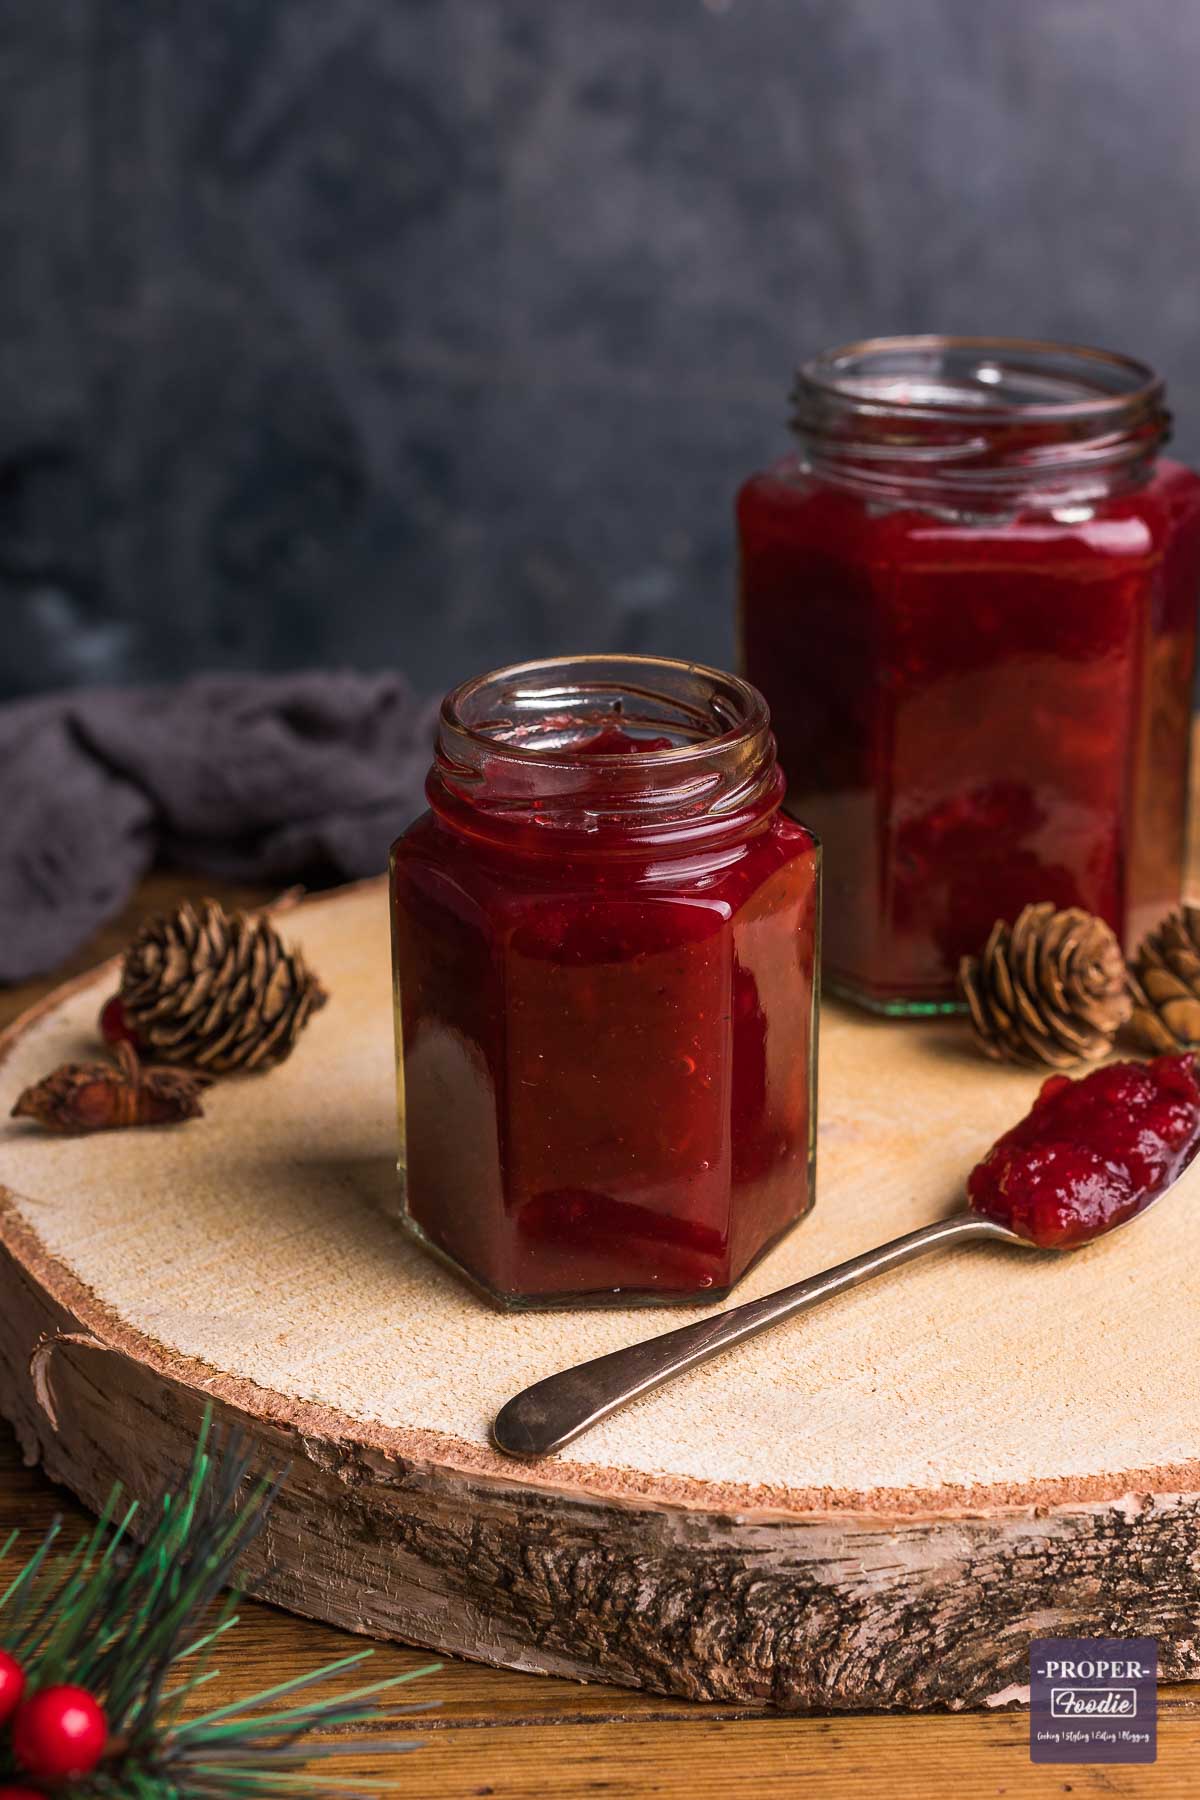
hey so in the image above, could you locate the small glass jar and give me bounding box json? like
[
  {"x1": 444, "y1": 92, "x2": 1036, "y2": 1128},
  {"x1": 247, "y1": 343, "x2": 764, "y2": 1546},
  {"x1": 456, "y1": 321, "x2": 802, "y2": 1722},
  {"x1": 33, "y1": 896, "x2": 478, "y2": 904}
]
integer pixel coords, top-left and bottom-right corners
[
  {"x1": 389, "y1": 654, "x2": 820, "y2": 1308},
  {"x1": 737, "y1": 336, "x2": 1200, "y2": 1014}
]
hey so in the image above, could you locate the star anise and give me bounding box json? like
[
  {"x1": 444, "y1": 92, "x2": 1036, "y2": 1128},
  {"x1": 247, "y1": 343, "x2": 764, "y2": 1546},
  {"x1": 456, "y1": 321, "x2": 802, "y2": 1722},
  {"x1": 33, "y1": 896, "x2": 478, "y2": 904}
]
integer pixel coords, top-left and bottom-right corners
[{"x1": 11, "y1": 1041, "x2": 211, "y2": 1132}]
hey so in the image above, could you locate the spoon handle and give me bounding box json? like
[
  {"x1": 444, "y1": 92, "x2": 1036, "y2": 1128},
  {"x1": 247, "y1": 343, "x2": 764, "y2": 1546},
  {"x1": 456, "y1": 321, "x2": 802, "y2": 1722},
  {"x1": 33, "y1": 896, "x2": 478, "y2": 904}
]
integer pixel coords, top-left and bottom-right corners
[{"x1": 491, "y1": 1213, "x2": 1019, "y2": 1458}]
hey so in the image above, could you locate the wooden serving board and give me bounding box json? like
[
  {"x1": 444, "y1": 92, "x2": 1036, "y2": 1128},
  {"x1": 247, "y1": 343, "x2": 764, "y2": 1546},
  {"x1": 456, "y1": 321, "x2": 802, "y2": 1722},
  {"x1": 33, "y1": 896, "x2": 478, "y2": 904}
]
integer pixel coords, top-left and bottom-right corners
[{"x1": 2, "y1": 878, "x2": 1199, "y2": 1712}]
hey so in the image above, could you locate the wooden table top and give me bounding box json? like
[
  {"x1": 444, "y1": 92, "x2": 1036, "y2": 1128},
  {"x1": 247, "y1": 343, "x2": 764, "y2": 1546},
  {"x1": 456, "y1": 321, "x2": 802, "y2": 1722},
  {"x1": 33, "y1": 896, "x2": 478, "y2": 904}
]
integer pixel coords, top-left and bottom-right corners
[{"x1": 2, "y1": 870, "x2": 1197, "y2": 1798}]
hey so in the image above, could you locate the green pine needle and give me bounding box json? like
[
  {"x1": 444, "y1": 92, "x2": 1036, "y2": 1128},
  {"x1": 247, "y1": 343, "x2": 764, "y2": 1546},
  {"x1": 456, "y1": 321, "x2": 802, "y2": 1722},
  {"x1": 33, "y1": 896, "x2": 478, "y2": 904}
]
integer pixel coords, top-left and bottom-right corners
[{"x1": 0, "y1": 1408, "x2": 438, "y2": 1796}]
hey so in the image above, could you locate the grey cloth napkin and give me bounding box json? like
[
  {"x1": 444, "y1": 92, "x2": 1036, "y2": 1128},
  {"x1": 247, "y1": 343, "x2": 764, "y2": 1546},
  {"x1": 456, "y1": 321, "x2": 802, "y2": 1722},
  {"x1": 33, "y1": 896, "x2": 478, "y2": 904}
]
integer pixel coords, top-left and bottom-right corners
[{"x1": 0, "y1": 671, "x2": 437, "y2": 982}]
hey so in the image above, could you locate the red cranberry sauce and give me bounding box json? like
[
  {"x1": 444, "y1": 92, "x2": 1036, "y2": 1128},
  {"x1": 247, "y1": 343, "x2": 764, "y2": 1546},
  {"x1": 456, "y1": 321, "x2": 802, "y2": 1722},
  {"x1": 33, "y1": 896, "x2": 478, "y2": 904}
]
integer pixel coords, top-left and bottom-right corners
[
  {"x1": 967, "y1": 1055, "x2": 1200, "y2": 1248},
  {"x1": 573, "y1": 722, "x2": 675, "y2": 755},
  {"x1": 738, "y1": 458, "x2": 1200, "y2": 1008},
  {"x1": 390, "y1": 665, "x2": 819, "y2": 1306}
]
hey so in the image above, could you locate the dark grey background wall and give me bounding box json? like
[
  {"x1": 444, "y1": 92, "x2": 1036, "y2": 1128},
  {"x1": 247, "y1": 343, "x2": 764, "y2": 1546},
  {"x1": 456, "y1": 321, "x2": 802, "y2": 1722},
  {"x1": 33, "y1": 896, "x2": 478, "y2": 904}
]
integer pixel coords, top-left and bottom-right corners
[{"x1": 2, "y1": 0, "x2": 1197, "y2": 702}]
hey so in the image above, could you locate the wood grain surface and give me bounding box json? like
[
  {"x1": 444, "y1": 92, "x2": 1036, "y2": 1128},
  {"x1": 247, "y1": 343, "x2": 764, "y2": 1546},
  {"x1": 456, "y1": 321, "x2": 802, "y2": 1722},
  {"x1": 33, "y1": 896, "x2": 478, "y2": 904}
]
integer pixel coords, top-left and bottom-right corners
[{"x1": 2, "y1": 866, "x2": 1199, "y2": 1794}]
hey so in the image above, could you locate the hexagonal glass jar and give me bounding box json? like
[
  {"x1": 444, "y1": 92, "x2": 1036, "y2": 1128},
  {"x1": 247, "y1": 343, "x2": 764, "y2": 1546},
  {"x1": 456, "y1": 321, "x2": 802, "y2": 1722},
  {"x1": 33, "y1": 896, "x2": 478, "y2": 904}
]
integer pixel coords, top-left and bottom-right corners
[
  {"x1": 738, "y1": 336, "x2": 1200, "y2": 1014},
  {"x1": 389, "y1": 654, "x2": 820, "y2": 1308}
]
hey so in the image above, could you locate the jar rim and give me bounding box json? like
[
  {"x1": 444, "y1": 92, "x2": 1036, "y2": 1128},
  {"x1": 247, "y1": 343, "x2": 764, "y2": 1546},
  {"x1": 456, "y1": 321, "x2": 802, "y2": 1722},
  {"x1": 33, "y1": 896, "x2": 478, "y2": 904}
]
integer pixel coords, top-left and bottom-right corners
[
  {"x1": 796, "y1": 335, "x2": 1164, "y2": 426},
  {"x1": 440, "y1": 652, "x2": 771, "y2": 767},
  {"x1": 790, "y1": 336, "x2": 1168, "y2": 506},
  {"x1": 433, "y1": 655, "x2": 781, "y2": 854}
]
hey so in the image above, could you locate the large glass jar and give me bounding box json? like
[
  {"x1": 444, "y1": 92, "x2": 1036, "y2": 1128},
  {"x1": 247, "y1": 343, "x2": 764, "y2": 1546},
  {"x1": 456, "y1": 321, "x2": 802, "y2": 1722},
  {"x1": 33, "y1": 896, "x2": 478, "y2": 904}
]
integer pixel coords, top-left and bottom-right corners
[
  {"x1": 390, "y1": 655, "x2": 820, "y2": 1308},
  {"x1": 738, "y1": 337, "x2": 1200, "y2": 1014}
]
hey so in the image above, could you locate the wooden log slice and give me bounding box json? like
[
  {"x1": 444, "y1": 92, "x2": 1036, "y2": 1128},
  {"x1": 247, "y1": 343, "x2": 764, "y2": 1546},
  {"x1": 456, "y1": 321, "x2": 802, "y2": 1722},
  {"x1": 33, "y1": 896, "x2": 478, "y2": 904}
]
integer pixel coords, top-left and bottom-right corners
[{"x1": 2, "y1": 879, "x2": 1200, "y2": 1712}]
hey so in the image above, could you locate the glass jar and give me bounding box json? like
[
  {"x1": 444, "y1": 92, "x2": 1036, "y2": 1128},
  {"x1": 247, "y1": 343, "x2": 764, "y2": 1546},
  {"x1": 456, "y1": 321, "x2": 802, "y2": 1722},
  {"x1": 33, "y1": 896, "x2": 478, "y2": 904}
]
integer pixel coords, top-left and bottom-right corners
[
  {"x1": 389, "y1": 654, "x2": 820, "y2": 1308},
  {"x1": 737, "y1": 336, "x2": 1200, "y2": 1014}
]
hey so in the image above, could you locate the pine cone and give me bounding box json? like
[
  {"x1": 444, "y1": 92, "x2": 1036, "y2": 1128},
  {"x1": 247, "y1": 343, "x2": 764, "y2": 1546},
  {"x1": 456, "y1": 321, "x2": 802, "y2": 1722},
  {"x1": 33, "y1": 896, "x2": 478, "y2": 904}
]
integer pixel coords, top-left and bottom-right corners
[
  {"x1": 116, "y1": 899, "x2": 328, "y2": 1074},
  {"x1": 958, "y1": 901, "x2": 1132, "y2": 1069},
  {"x1": 1127, "y1": 906, "x2": 1200, "y2": 1053}
]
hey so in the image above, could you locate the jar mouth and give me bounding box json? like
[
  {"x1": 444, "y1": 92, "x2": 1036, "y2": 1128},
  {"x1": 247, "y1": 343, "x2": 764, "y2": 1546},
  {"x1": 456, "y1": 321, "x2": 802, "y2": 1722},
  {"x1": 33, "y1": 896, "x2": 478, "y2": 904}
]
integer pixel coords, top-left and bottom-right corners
[
  {"x1": 796, "y1": 336, "x2": 1163, "y2": 423},
  {"x1": 791, "y1": 336, "x2": 1169, "y2": 507},
  {"x1": 433, "y1": 655, "x2": 781, "y2": 853},
  {"x1": 441, "y1": 654, "x2": 770, "y2": 766}
]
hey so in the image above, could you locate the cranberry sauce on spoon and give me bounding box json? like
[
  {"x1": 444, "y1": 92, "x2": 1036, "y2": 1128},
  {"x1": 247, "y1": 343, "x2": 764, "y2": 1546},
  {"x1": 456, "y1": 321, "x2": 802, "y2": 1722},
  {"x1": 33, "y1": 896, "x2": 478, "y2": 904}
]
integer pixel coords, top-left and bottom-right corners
[{"x1": 967, "y1": 1055, "x2": 1200, "y2": 1248}]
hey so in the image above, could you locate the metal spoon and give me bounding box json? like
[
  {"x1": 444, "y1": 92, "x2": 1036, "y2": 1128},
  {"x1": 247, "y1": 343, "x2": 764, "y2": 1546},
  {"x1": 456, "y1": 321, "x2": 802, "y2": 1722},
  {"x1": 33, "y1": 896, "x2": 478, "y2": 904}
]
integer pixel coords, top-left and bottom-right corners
[{"x1": 490, "y1": 1192, "x2": 1171, "y2": 1459}]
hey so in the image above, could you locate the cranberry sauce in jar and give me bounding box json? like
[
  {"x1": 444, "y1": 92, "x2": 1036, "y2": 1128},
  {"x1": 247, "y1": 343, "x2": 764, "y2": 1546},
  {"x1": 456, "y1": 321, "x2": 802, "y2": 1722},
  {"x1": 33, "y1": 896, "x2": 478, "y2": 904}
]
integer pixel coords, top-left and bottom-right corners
[
  {"x1": 738, "y1": 337, "x2": 1200, "y2": 1015},
  {"x1": 389, "y1": 655, "x2": 820, "y2": 1308}
]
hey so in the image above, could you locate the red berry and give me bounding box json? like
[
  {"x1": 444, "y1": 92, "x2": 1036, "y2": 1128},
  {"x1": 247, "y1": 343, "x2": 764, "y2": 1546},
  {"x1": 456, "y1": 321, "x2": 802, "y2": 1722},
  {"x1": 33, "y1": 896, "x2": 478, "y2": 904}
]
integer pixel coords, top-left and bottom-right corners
[
  {"x1": 11, "y1": 1686, "x2": 108, "y2": 1782},
  {"x1": 0, "y1": 1649, "x2": 25, "y2": 1724},
  {"x1": 99, "y1": 994, "x2": 136, "y2": 1048},
  {"x1": 0, "y1": 1788, "x2": 52, "y2": 1799}
]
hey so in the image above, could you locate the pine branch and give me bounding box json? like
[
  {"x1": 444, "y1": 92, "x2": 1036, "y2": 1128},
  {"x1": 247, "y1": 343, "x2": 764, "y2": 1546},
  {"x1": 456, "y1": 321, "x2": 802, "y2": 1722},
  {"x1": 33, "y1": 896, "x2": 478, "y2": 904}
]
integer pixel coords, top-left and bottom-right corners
[{"x1": 0, "y1": 1409, "x2": 438, "y2": 1796}]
